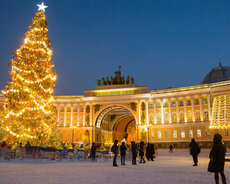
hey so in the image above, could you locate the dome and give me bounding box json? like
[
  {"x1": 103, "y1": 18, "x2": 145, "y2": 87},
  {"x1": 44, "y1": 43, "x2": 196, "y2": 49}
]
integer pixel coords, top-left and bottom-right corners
[{"x1": 202, "y1": 63, "x2": 230, "y2": 84}]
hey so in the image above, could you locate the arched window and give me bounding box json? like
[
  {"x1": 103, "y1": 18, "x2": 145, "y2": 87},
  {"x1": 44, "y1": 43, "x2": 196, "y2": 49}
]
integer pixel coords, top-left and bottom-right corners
[
  {"x1": 180, "y1": 112, "x2": 184, "y2": 122},
  {"x1": 172, "y1": 113, "x2": 177, "y2": 123},
  {"x1": 157, "y1": 114, "x2": 161, "y2": 123},
  {"x1": 188, "y1": 111, "x2": 193, "y2": 122},
  {"x1": 204, "y1": 111, "x2": 209, "y2": 120},
  {"x1": 150, "y1": 114, "x2": 154, "y2": 123},
  {"x1": 164, "y1": 113, "x2": 169, "y2": 123},
  {"x1": 195, "y1": 111, "x2": 200, "y2": 121}
]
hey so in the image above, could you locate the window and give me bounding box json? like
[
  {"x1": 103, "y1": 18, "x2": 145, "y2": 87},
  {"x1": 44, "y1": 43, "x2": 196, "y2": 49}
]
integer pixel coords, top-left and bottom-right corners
[
  {"x1": 67, "y1": 107, "x2": 71, "y2": 112},
  {"x1": 172, "y1": 113, "x2": 177, "y2": 123},
  {"x1": 150, "y1": 114, "x2": 154, "y2": 123},
  {"x1": 205, "y1": 129, "x2": 210, "y2": 137},
  {"x1": 151, "y1": 132, "x2": 154, "y2": 139},
  {"x1": 149, "y1": 103, "x2": 154, "y2": 109},
  {"x1": 157, "y1": 114, "x2": 161, "y2": 123},
  {"x1": 164, "y1": 102, "x2": 168, "y2": 108},
  {"x1": 165, "y1": 131, "x2": 169, "y2": 139},
  {"x1": 197, "y1": 129, "x2": 202, "y2": 138},
  {"x1": 194, "y1": 99, "x2": 199, "y2": 105},
  {"x1": 73, "y1": 116, "x2": 77, "y2": 126},
  {"x1": 60, "y1": 107, "x2": 64, "y2": 112},
  {"x1": 203, "y1": 98, "x2": 208, "y2": 105},
  {"x1": 171, "y1": 102, "x2": 176, "y2": 108},
  {"x1": 164, "y1": 113, "x2": 169, "y2": 123},
  {"x1": 187, "y1": 100, "x2": 191, "y2": 106},
  {"x1": 224, "y1": 129, "x2": 229, "y2": 136},
  {"x1": 60, "y1": 117, "x2": 64, "y2": 127},
  {"x1": 189, "y1": 130, "x2": 193, "y2": 138},
  {"x1": 158, "y1": 131, "x2": 162, "y2": 139},
  {"x1": 204, "y1": 111, "x2": 209, "y2": 120},
  {"x1": 179, "y1": 101, "x2": 183, "y2": 107},
  {"x1": 73, "y1": 107, "x2": 77, "y2": 112},
  {"x1": 156, "y1": 103, "x2": 161, "y2": 108},
  {"x1": 195, "y1": 111, "x2": 200, "y2": 121},
  {"x1": 66, "y1": 117, "x2": 71, "y2": 127},
  {"x1": 180, "y1": 113, "x2": 184, "y2": 122},
  {"x1": 80, "y1": 107, "x2": 84, "y2": 112},
  {"x1": 173, "y1": 131, "x2": 177, "y2": 139},
  {"x1": 181, "y1": 130, "x2": 185, "y2": 138},
  {"x1": 188, "y1": 112, "x2": 193, "y2": 122}
]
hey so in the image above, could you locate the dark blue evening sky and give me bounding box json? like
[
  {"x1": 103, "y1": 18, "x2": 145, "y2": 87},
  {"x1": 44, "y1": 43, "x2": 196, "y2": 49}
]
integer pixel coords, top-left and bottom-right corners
[{"x1": 0, "y1": 0, "x2": 230, "y2": 95}]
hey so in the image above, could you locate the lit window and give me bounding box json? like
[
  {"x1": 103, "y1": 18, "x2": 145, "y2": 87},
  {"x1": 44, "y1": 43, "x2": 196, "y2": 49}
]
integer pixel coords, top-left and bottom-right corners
[
  {"x1": 179, "y1": 101, "x2": 183, "y2": 107},
  {"x1": 150, "y1": 114, "x2": 154, "y2": 123},
  {"x1": 197, "y1": 129, "x2": 202, "y2": 138},
  {"x1": 171, "y1": 102, "x2": 176, "y2": 108},
  {"x1": 203, "y1": 98, "x2": 208, "y2": 105},
  {"x1": 189, "y1": 130, "x2": 193, "y2": 138},
  {"x1": 164, "y1": 113, "x2": 169, "y2": 123},
  {"x1": 156, "y1": 103, "x2": 161, "y2": 108},
  {"x1": 157, "y1": 114, "x2": 161, "y2": 123},
  {"x1": 187, "y1": 100, "x2": 191, "y2": 106},
  {"x1": 60, "y1": 107, "x2": 64, "y2": 112},
  {"x1": 149, "y1": 103, "x2": 154, "y2": 109},
  {"x1": 60, "y1": 117, "x2": 64, "y2": 127},
  {"x1": 172, "y1": 113, "x2": 177, "y2": 123},
  {"x1": 224, "y1": 129, "x2": 229, "y2": 136},
  {"x1": 66, "y1": 117, "x2": 70, "y2": 127},
  {"x1": 180, "y1": 113, "x2": 184, "y2": 122},
  {"x1": 181, "y1": 130, "x2": 185, "y2": 138},
  {"x1": 164, "y1": 102, "x2": 168, "y2": 108},
  {"x1": 67, "y1": 107, "x2": 71, "y2": 112},
  {"x1": 80, "y1": 107, "x2": 84, "y2": 112},
  {"x1": 165, "y1": 131, "x2": 169, "y2": 139},
  {"x1": 195, "y1": 111, "x2": 200, "y2": 121},
  {"x1": 188, "y1": 112, "x2": 193, "y2": 122},
  {"x1": 205, "y1": 129, "x2": 210, "y2": 137},
  {"x1": 73, "y1": 107, "x2": 77, "y2": 112},
  {"x1": 158, "y1": 131, "x2": 162, "y2": 139},
  {"x1": 73, "y1": 116, "x2": 77, "y2": 126},
  {"x1": 194, "y1": 99, "x2": 199, "y2": 105},
  {"x1": 204, "y1": 111, "x2": 209, "y2": 120},
  {"x1": 151, "y1": 132, "x2": 154, "y2": 139},
  {"x1": 173, "y1": 131, "x2": 177, "y2": 138}
]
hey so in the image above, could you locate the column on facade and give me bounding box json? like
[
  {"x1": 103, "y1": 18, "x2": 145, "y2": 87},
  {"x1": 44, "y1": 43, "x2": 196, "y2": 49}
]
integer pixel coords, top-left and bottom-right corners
[
  {"x1": 207, "y1": 95, "x2": 212, "y2": 122},
  {"x1": 90, "y1": 104, "x2": 93, "y2": 126},
  {"x1": 77, "y1": 105, "x2": 80, "y2": 126},
  {"x1": 154, "y1": 100, "x2": 157, "y2": 124},
  {"x1": 161, "y1": 99, "x2": 164, "y2": 124},
  {"x1": 64, "y1": 105, "x2": 67, "y2": 127},
  {"x1": 168, "y1": 99, "x2": 172, "y2": 123},
  {"x1": 184, "y1": 97, "x2": 187, "y2": 122},
  {"x1": 138, "y1": 101, "x2": 141, "y2": 125},
  {"x1": 70, "y1": 105, "x2": 73, "y2": 127},
  {"x1": 146, "y1": 100, "x2": 149, "y2": 125},
  {"x1": 176, "y1": 98, "x2": 179, "y2": 122},
  {"x1": 199, "y1": 96, "x2": 204, "y2": 121},
  {"x1": 83, "y1": 104, "x2": 86, "y2": 126},
  {"x1": 191, "y1": 96, "x2": 195, "y2": 122}
]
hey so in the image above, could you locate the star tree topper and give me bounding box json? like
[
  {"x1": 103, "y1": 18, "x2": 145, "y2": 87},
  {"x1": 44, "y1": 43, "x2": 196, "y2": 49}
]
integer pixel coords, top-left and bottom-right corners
[{"x1": 37, "y1": 2, "x2": 48, "y2": 12}]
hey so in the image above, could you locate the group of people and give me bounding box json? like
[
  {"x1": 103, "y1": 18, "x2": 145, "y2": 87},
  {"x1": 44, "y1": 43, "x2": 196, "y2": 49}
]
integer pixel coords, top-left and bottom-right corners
[{"x1": 189, "y1": 135, "x2": 227, "y2": 184}]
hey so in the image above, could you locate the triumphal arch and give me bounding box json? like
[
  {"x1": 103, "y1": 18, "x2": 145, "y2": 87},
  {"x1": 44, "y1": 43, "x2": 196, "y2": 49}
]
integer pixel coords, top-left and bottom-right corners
[{"x1": 54, "y1": 65, "x2": 230, "y2": 147}]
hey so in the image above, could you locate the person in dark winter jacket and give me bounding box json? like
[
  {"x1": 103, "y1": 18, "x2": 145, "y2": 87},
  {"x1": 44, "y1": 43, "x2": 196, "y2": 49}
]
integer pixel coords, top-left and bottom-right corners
[
  {"x1": 209, "y1": 134, "x2": 227, "y2": 184},
  {"x1": 169, "y1": 144, "x2": 174, "y2": 153},
  {"x1": 189, "y1": 138, "x2": 200, "y2": 166},
  {"x1": 150, "y1": 143, "x2": 155, "y2": 161},
  {"x1": 131, "y1": 141, "x2": 137, "y2": 165},
  {"x1": 146, "y1": 143, "x2": 151, "y2": 161},
  {"x1": 139, "y1": 141, "x2": 145, "y2": 163},
  {"x1": 90, "y1": 142, "x2": 97, "y2": 161},
  {"x1": 111, "y1": 140, "x2": 119, "y2": 167},
  {"x1": 120, "y1": 142, "x2": 127, "y2": 165}
]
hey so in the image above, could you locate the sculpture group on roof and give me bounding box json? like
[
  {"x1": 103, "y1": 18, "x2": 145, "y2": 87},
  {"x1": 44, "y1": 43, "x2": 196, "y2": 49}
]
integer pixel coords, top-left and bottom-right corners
[{"x1": 97, "y1": 66, "x2": 134, "y2": 86}]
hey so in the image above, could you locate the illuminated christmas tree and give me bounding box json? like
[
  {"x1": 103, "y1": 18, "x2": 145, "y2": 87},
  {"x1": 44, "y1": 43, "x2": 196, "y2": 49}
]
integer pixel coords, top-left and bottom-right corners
[{"x1": 1, "y1": 3, "x2": 60, "y2": 147}]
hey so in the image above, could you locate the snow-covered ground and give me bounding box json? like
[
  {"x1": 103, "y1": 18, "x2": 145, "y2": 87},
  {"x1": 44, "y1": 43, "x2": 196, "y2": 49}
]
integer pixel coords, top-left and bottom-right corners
[{"x1": 0, "y1": 149, "x2": 229, "y2": 184}]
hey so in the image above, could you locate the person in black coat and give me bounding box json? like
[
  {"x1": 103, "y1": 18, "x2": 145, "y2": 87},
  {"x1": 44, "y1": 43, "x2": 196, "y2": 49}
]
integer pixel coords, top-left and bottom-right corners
[
  {"x1": 90, "y1": 142, "x2": 96, "y2": 161},
  {"x1": 150, "y1": 143, "x2": 155, "y2": 161},
  {"x1": 131, "y1": 141, "x2": 137, "y2": 165},
  {"x1": 189, "y1": 138, "x2": 200, "y2": 166},
  {"x1": 120, "y1": 142, "x2": 127, "y2": 165},
  {"x1": 111, "y1": 140, "x2": 119, "y2": 167},
  {"x1": 146, "y1": 143, "x2": 151, "y2": 161},
  {"x1": 209, "y1": 134, "x2": 227, "y2": 184},
  {"x1": 139, "y1": 141, "x2": 145, "y2": 163}
]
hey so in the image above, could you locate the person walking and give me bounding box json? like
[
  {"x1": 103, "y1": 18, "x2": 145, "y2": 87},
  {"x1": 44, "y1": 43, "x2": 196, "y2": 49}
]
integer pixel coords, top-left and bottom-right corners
[
  {"x1": 150, "y1": 143, "x2": 155, "y2": 161},
  {"x1": 131, "y1": 141, "x2": 137, "y2": 165},
  {"x1": 169, "y1": 144, "x2": 174, "y2": 153},
  {"x1": 189, "y1": 138, "x2": 200, "y2": 166},
  {"x1": 120, "y1": 142, "x2": 127, "y2": 165},
  {"x1": 111, "y1": 140, "x2": 119, "y2": 167},
  {"x1": 208, "y1": 134, "x2": 227, "y2": 184},
  {"x1": 90, "y1": 142, "x2": 97, "y2": 162},
  {"x1": 146, "y1": 143, "x2": 151, "y2": 161},
  {"x1": 139, "y1": 141, "x2": 145, "y2": 163}
]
